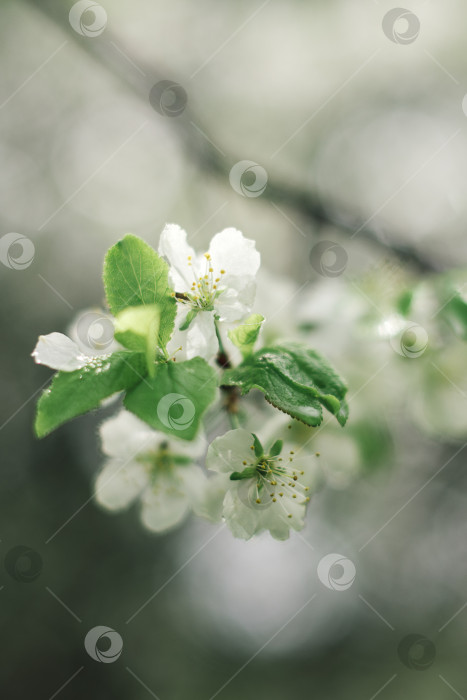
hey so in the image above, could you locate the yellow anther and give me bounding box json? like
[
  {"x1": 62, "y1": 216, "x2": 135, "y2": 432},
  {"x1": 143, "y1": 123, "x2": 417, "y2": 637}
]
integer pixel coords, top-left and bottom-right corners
[
  {"x1": 242, "y1": 461, "x2": 247, "y2": 465},
  {"x1": 209, "y1": 267, "x2": 213, "y2": 272},
  {"x1": 256, "y1": 498, "x2": 261, "y2": 504},
  {"x1": 220, "y1": 269, "x2": 225, "y2": 274},
  {"x1": 290, "y1": 451, "x2": 295, "y2": 454},
  {"x1": 315, "y1": 452, "x2": 320, "y2": 457},
  {"x1": 272, "y1": 497, "x2": 277, "y2": 502},
  {"x1": 187, "y1": 255, "x2": 192, "y2": 260},
  {"x1": 288, "y1": 514, "x2": 292, "y2": 519},
  {"x1": 279, "y1": 492, "x2": 283, "y2": 497}
]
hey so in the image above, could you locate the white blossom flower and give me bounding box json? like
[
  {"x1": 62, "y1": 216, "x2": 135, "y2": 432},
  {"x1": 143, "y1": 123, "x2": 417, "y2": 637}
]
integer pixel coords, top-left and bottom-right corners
[
  {"x1": 205, "y1": 428, "x2": 319, "y2": 540},
  {"x1": 158, "y1": 224, "x2": 260, "y2": 360},
  {"x1": 32, "y1": 308, "x2": 120, "y2": 371},
  {"x1": 95, "y1": 410, "x2": 209, "y2": 534}
]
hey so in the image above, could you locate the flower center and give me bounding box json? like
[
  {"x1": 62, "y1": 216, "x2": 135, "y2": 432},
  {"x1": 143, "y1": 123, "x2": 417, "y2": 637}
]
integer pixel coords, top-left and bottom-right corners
[
  {"x1": 245, "y1": 452, "x2": 311, "y2": 518},
  {"x1": 137, "y1": 442, "x2": 191, "y2": 481},
  {"x1": 182, "y1": 253, "x2": 226, "y2": 311}
]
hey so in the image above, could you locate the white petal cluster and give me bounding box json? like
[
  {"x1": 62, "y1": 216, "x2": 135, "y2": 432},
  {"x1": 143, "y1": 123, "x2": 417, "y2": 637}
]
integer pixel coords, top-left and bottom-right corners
[
  {"x1": 31, "y1": 309, "x2": 120, "y2": 371},
  {"x1": 158, "y1": 225, "x2": 260, "y2": 360},
  {"x1": 205, "y1": 429, "x2": 319, "y2": 541},
  {"x1": 95, "y1": 410, "x2": 209, "y2": 533}
]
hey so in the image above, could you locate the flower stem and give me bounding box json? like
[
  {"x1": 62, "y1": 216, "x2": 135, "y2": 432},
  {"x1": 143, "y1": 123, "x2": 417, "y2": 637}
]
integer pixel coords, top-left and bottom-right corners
[
  {"x1": 215, "y1": 320, "x2": 231, "y2": 370},
  {"x1": 215, "y1": 320, "x2": 241, "y2": 420},
  {"x1": 228, "y1": 412, "x2": 240, "y2": 429}
]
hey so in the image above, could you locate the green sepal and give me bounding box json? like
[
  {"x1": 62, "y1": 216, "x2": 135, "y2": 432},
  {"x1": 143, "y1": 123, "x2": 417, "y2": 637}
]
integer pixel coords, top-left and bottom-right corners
[
  {"x1": 251, "y1": 433, "x2": 263, "y2": 458},
  {"x1": 230, "y1": 466, "x2": 257, "y2": 481},
  {"x1": 179, "y1": 308, "x2": 199, "y2": 332},
  {"x1": 269, "y1": 439, "x2": 283, "y2": 457}
]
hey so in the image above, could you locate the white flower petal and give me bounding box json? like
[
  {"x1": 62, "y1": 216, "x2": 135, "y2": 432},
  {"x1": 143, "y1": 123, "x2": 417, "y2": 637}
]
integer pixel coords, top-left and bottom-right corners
[
  {"x1": 208, "y1": 228, "x2": 260, "y2": 281},
  {"x1": 168, "y1": 432, "x2": 207, "y2": 460},
  {"x1": 31, "y1": 332, "x2": 88, "y2": 371},
  {"x1": 158, "y1": 223, "x2": 196, "y2": 291},
  {"x1": 259, "y1": 508, "x2": 293, "y2": 540},
  {"x1": 223, "y1": 489, "x2": 259, "y2": 540},
  {"x1": 194, "y1": 473, "x2": 229, "y2": 523},
  {"x1": 214, "y1": 277, "x2": 257, "y2": 322},
  {"x1": 95, "y1": 459, "x2": 148, "y2": 511},
  {"x1": 206, "y1": 429, "x2": 255, "y2": 474},
  {"x1": 185, "y1": 310, "x2": 218, "y2": 360},
  {"x1": 99, "y1": 409, "x2": 160, "y2": 459},
  {"x1": 140, "y1": 476, "x2": 190, "y2": 533},
  {"x1": 165, "y1": 306, "x2": 190, "y2": 362},
  {"x1": 68, "y1": 308, "x2": 121, "y2": 356}
]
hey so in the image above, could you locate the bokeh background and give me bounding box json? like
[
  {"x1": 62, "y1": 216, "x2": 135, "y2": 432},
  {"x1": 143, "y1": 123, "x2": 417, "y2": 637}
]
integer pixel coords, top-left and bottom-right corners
[{"x1": 1, "y1": 0, "x2": 467, "y2": 697}]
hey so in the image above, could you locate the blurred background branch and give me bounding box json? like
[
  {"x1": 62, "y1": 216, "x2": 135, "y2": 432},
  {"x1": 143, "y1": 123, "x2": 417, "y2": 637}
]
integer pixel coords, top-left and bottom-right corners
[{"x1": 24, "y1": 0, "x2": 439, "y2": 273}]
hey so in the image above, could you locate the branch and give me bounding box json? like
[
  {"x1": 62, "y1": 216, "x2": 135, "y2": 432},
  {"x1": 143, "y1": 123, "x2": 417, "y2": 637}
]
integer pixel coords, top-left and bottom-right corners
[{"x1": 25, "y1": 0, "x2": 439, "y2": 273}]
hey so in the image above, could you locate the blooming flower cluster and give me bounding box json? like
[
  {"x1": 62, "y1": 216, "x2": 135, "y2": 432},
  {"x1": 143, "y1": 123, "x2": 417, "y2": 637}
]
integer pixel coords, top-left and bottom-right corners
[
  {"x1": 94, "y1": 410, "x2": 210, "y2": 533},
  {"x1": 32, "y1": 225, "x2": 349, "y2": 541},
  {"x1": 205, "y1": 429, "x2": 320, "y2": 540},
  {"x1": 159, "y1": 224, "x2": 260, "y2": 361}
]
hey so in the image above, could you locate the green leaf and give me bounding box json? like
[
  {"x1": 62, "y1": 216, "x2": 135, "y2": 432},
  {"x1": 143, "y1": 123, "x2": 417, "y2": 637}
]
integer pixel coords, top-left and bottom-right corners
[
  {"x1": 222, "y1": 342, "x2": 348, "y2": 428},
  {"x1": 103, "y1": 234, "x2": 176, "y2": 350},
  {"x1": 114, "y1": 305, "x2": 160, "y2": 377},
  {"x1": 124, "y1": 357, "x2": 218, "y2": 440},
  {"x1": 228, "y1": 314, "x2": 264, "y2": 357},
  {"x1": 35, "y1": 351, "x2": 147, "y2": 438}
]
